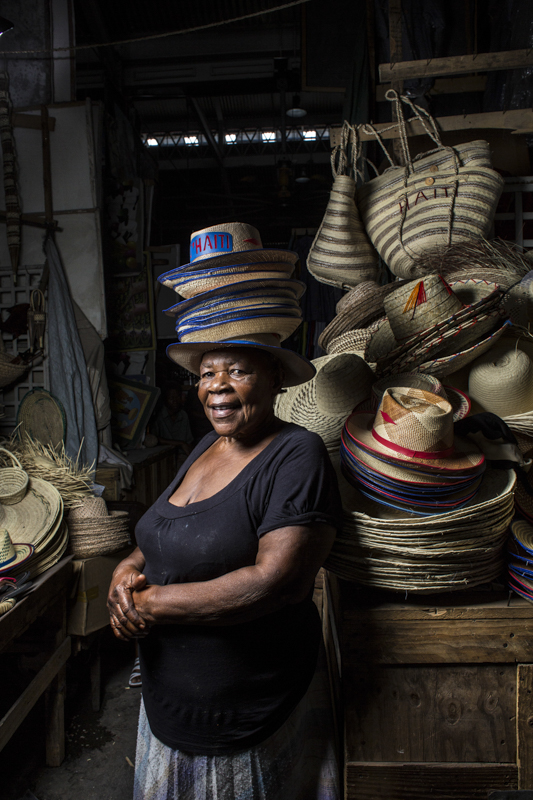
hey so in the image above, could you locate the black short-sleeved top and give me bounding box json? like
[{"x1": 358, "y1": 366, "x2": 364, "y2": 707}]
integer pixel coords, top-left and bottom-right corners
[{"x1": 136, "y1": 422, "x2": 342, "y2": 755}]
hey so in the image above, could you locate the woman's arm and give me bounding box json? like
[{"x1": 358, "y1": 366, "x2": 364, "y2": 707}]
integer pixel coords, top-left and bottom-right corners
[
  {"x1": 107, "y1": 547, "x2": 149, "y2": 640},
  {"x1": 131, "y1": 523, "x2": 336, "y2": 627}
]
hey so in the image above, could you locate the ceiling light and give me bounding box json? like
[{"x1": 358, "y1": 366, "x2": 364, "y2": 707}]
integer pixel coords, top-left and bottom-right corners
[
  {"x1": 0, "y1": 16, "x2": 14, "y2": 36},
  {"x1": 261, "y1": 131, "x2": 276, "y2": 143},
  {"x1": 146, "y1": 138, "x2": 158, "y2": 146},
  {"x1": 295, "y1": 166, "x2": 310, "y2": 184},
  {"x1": 286, "y1": 95, "x2": 306, "y2": 118}
]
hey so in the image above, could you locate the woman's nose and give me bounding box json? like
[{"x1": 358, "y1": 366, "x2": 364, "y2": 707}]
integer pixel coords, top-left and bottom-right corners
[{"x1": 209, "y1": 369, "x2": 231, "y2": 391}]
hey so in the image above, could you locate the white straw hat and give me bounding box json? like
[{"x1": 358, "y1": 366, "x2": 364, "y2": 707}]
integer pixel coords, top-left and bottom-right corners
[
  {"x1": 469, "y1": 343, "x2": 533, "y2": 418},
  {"x1": 0, "y1": 528, "x2": 34, "y2": 574}
]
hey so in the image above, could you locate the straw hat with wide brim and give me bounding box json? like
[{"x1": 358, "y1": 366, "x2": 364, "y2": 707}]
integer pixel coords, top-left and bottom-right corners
[
  {"x1": 275, "y1": 352, "x2": 374, "y2": 450},
  {"x1": 0, "y1": 527, "x2": 34, "y2": 574},
  {"x1": 168, "y1": 222, "x2": 299, "y2": 273},
  {"x1": 375, "y1": 279, "x2": 504, "y2": 372},
  {"x1": 164, "y1": 264, "x2": 296, "y2": 299},
  {"x1": 326, "y1": 465, "x2": 515, "y2": 592},
  {"x1": 163, "y1": 277, "x2": 306, "y2": 317},
  {"x1": 371, "y1": 373, "x2": 470, "y2": 422},
  {"x1": 384, "y1": 274, "x2": 463, "y2": 341},
  {"x1": 346, "y1": 386, "x2": 483, "y2": 473},
  {"x1": 167, "y1": 333, "x2": 316, "y2": 388},
  {"x1": 319, "y1": 280, "x2": 410, "y2": 354},
  {"x1": 0, "y1": 477, "x2": 62, "y2": 550}
]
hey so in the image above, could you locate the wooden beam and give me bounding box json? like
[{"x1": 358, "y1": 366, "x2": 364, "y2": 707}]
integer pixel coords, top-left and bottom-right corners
[
  {"x1": 376, "y1": 75, "x2": 487, "y2": 102},
  {"x1": 330, "y1": 108, "x2": 533, "y2": 147},
  {"x1": 379, "y1": 48, "x2": 533, "y2": 83}
]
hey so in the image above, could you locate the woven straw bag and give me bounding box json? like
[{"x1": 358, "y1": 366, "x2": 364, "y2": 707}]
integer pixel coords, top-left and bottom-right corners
[
  {"x1": 307, "y1": 122, "x2": 379, "y2": 289},
  {"x1": 0, "y1": 337, "x2": 28, "y2": 389},
  {"x1": 0, "y1": 447, "x2": 29, "y2": 505},
  {"x1": 357, "y1": 91, "x2": 504, "y2": 280}
]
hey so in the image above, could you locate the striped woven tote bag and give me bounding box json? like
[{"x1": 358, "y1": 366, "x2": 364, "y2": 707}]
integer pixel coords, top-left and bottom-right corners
[{"x1": 357, "y1": 91, "x2": 504, "y2": 280}]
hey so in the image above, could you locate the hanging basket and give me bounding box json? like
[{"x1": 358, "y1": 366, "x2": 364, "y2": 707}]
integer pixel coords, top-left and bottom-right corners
[
  {"x1": 0, "y1": 447, "x2": 29, "y2": 505},
  {"x1": 357, "y1": 91, "x2": 504, "y2": 280},
  {"x1": 307, "y1": 121, "x2": 379, "y2": 289}
]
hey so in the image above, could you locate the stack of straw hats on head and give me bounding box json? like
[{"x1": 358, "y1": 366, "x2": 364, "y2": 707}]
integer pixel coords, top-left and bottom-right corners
[
  {"x1": 67, "y1": 496, "x2": 131, "y2": 558},
  {"x1": 159, "y1": 222, "x2": 315, "y2": 387},
  {"x1": 341, "y1": 386, "x2": 485, "y2": 516},
  {"x1": 275, "y1": 352, "x2": 374, "y2": 457},
  {"x1": 0, "y1": 474, "x2": 67, "y2": 579}
]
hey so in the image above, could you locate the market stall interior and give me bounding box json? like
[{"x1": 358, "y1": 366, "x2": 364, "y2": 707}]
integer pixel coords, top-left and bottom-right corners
[{"x1": 1, "y1": 0, "x2": 533, "y2": 798}]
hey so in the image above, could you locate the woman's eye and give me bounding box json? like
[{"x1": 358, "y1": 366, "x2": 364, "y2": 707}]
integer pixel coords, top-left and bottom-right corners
[{"x1": 200, "y1": 371, "x2": 214, "y2": 379}]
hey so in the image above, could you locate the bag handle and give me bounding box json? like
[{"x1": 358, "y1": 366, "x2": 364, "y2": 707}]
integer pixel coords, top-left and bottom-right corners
[
  {"x1": 0, "y1": 446, "x2": 23, "y2": 470},
  {"x1": 30, "y1": 289, "x2": 45, "y2": 313}
]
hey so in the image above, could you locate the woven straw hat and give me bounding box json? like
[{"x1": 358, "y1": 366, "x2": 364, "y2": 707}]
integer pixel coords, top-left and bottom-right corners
[
  {"x1": 326, "y1": 465, "x2": 515, "y2": 592},
  {"x1": 275, "y1": 352, "x2": 374, "y2": 451},
  {"x1": 167, "y1": 333, "x2": 315, "y2": 388},
  {"x1": 175, "y1": 222, "x2": 298, "y2": 272},
  {"x1": 163, "y1": 264, "x2": 295, "y2": 299},
  {"x1": 468, "y1": 343, "x2": 533, "y2": 418},
  {"x1": 68, "y1": 496, "x2": 130, "y2": 557},
  {"x1": 0, "y1": 528, "x2": 34, "y2": 574},
  {"x1": 0, "y1": 477, "x2": 62, "y2": 550},
  {"x1": 163, "y1": 277, "x2": 306, "y2": 317},
  {"x1": 371, "y1": 373, "x2": 470, "y2": 422},
  {"x1": 384, "y1": 275, "x2": 463, "y2": 341},
  {"x1": 346, "y1": 386, "x2": 483, "y2": 472}
]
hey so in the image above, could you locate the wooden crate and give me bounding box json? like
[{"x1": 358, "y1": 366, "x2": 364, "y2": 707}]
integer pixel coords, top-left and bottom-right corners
[{"x1": 324, "y1": 573, "x2": 533, "y2": 800}]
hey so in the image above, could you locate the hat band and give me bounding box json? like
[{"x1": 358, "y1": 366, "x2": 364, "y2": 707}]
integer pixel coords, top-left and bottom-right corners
[
  {"x1": 0, "y1": 551, "x2": 16, "y2": 568},
  {"x1": 371, "y1": 428, "x2": 455, "y2": 459}
]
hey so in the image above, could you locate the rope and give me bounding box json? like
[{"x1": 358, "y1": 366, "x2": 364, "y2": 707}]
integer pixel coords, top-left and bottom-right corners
[{"x1": 0, "y1": 0, "x2": 310, "y2": 56}]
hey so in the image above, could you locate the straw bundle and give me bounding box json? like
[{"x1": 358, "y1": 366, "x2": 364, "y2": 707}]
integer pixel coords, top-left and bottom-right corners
[
  {"x1": 4, "y1": 436, "x2": 94, "y2": 508},
  {"x1": 411, "y1": 238, "x2": 531, "y2": 288}
]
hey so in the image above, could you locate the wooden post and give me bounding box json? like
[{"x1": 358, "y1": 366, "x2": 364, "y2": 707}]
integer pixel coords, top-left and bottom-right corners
[
  {"x1": 388, "y1": 0, "x2": 404, "y2": 165},
  {"x1": 45, "y1": 597, "x2": 68, "y2": 767},
  {"x1": 517, "y1": 664, "x2": 533, "y2": 789}
]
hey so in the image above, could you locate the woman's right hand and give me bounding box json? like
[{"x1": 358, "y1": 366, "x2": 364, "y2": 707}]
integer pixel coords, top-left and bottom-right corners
[{"x1": 107, "y1": 557, "x2": 150, "y2": 641}]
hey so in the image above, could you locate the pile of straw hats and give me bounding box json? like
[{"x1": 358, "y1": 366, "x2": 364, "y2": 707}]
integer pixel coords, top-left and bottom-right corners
[
  {"x1": 67, "y1": 496, "x2": 130, "y2": 558},
  {"x1": 507, "y1": 519, "x2": 533, "y2": 601},
  {"x1": 275, "y1": 352, "x2": 374, "y2": 457},
  {"x1": 373, "y1": 276, "x2": 508, "y2": 377},
  {"x1": 0, "y1": 476, "x2": 67, "y2": 578},
  {"x1": 159, "y1": 222, "x2": 316, "y2": 388},
  {"x1": 326, "y1": 464, "x2": 516, "y2": 593},
  {"x1": 341, "y1": 387, "x2": 485, "y2": 516}
]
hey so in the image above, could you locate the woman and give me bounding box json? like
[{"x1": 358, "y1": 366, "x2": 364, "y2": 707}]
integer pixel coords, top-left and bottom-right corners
[{"x1": 108, "y1": 342, "x2": 342, "y2": 800}]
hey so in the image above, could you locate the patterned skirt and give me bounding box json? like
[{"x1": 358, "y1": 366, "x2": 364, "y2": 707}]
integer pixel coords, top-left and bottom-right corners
[{"x1": 133, "y1": 648, "x2": 340, "y2": 800}]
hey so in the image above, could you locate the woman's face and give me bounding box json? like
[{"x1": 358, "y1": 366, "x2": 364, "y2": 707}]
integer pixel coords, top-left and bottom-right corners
[{"x1": 198, "y1": 348, "x2": 281, "y2": 440}]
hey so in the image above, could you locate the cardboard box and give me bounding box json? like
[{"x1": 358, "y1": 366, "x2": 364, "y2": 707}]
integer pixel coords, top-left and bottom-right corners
[{"x1": 67, "y1": 548, "x2": 133, "y2": 636}]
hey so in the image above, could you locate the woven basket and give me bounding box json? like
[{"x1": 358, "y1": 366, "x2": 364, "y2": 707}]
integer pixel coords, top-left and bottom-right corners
[
  {"x1": 307, "y1": 123, "x2": 378, "y2": 289},
  {"x1": 0, "y1": 447, "x2": 28, "y2": 505},
  {"x1": 357, "y1": 91, "x2": 504, "y2": 279},
  {"x1": 0, "y1": 349, "x2": 28, "y2": 389}
]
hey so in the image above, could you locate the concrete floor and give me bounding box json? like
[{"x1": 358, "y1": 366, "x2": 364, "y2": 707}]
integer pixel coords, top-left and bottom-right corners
[{"x1": 3, "y1": 631, "x2": 141, "y2": 800}]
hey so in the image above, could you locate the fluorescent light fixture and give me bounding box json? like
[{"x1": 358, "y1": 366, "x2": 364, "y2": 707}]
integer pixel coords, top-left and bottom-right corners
[
  {"x1": 146, "y1": 138, "x2": 158, "y2": 146},
  {"x1": 286, "y1": 94, "x2": 306, "y2": 118},
  {"x1": 262, "y1": 131, "x2": 276, "y2": 143},
  {"x1": 302, "y1": 130, "x2": 317, "y2": 141}
]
